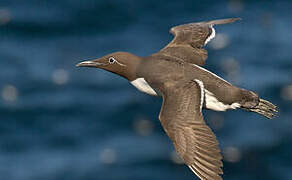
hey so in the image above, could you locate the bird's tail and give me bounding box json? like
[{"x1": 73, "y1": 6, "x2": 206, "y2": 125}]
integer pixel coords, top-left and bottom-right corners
[{"x1": 243, "y1": 99, "x2": 278, "y2": 119}]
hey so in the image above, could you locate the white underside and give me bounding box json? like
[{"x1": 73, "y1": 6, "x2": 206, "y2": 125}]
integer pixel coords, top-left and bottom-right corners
[
  {"x1": 205, "y1": 89, "x2": 240, "y2": 111},
  {"x1": 204, "y1": 26, "x2": 216, "y2": 45},
  {"x1": 131, "y1": 78, "x2": 158, "y2": 96},
  {"x1": 131, "y1": 78, "x2": 240, "y2": 111}
]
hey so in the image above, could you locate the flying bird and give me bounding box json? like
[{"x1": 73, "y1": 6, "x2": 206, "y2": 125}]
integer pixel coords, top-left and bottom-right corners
[{"x1": 76, "y1": 18, "x2": 277, "y2": 180}]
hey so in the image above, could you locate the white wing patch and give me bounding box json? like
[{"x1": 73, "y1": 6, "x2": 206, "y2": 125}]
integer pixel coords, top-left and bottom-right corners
[
  {"x1": 131, "y1": 78, "x2": 158, "y2": 96},
  {"x1": 205, "y1": 89, "x2": 240, "y2": 111},
  {"x1": 204, "y1": 26, "x2": 216, "y2": 45},
  {"x1": 194, "y1": 79, "x2": 204, "y2": 112}
]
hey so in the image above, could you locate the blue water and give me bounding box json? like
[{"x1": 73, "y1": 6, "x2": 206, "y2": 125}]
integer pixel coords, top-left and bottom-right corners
[{"x1": 0, "y1": 0, "x2": 291, "y2": 180}]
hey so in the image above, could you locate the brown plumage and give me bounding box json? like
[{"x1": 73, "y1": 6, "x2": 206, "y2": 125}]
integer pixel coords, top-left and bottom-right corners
[
  {"x1": 76, "y1": 18, "x2": 278, "y2": 180},
  {"x1": 159, "y1": 80, "x2": 223, "y2": 180},
  {"x1": 154, "y1": 18, "x2": 240, "y2": 66}
]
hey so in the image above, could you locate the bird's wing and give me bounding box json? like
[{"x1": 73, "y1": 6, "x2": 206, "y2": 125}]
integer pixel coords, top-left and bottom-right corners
[
  {"x1": 159, "y1": 79, "x2": 223, "y2": 180},
  {"x1": 153, "y1": 18, "x2": 240, "y2": 66}
]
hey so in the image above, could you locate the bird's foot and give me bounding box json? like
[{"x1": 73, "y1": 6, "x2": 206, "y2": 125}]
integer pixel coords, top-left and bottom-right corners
[{"x1": 243, "y1": 99, "x2": 278, "y2": 119}]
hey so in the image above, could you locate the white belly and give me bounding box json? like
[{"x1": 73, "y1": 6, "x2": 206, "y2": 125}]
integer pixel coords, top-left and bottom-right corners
[
  {"x1": 204, "y1": 89, "x2": 240, "y2": 111},
  {"x1": 130, "y1": 78, "x2": 240, "y2": 111},
  {"x1": 131, "y1": 78, "x2": 159, "y2": 96}
]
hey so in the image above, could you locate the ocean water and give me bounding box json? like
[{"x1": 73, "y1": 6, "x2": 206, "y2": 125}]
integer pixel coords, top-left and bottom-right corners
[{"x1": 0, "y1": 0, "x2": 291, "y2": 180}]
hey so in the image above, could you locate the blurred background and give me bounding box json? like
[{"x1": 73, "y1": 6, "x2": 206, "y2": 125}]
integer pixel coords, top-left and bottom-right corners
[{"x1": 0, "y1": 0, "x2": 291, "y2": 180}]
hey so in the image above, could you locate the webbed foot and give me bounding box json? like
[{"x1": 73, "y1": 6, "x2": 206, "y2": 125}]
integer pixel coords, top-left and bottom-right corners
[{"x1": 243, "y1": 99, "x2": 278, "y2": 119}]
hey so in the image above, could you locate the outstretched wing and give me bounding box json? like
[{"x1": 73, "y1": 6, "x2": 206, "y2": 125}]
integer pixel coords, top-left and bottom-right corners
[
  {"x1": 153, "y1": 18, "x2": 240, "y2": 66},
  {"x1": 159, "y1": 80, "x2": 223, "y2": 180}
]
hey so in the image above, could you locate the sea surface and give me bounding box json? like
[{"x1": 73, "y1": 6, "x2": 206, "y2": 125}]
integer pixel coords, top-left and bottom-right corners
[{"x1": 0, "y1": 0, "x2": 291, "y2": 180}]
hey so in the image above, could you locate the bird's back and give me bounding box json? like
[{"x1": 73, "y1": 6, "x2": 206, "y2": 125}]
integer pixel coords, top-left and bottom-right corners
[{"x1": 138, "y1": 55, "x2": 187, "y2": 92}]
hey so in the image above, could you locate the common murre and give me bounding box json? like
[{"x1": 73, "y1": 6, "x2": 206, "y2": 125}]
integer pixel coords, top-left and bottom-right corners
[{"x1": 76, "y1": 18, "x2": 278, "y2": 180}]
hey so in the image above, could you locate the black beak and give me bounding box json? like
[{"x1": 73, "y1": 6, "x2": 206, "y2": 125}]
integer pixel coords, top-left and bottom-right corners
[{"x1": 76, "y1": 60, "x2": 105, "y2": 68}]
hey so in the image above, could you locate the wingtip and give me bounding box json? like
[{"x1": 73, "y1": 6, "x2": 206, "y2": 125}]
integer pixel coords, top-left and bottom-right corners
[
  {"x1": 232, "y1": 17, "x2": 242, "y2": 21},
  {"x1": 207, "y1": 17, "x2": 242, "y2": 26},
  {"x1": 230, "y1": 17, "x2": 242, "y2": 22}
]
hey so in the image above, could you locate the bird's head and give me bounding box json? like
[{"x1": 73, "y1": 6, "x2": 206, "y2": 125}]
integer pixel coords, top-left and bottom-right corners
[{"x1": 76, "y1": 52, "x2": 141, "y2": 81}]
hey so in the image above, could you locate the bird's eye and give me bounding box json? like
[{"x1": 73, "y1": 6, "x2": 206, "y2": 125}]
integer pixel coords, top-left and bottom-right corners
[{"x1": 109, "y1": 57, "x2": 116, "y2": 64}]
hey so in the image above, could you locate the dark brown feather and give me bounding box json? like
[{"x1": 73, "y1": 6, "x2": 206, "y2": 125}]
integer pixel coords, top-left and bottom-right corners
[
  {"x1": 152, "y1": 18, "x2": 240, "y2": 66},
  {"x1": 158, "y1": 80, "x2": 223, "y2": 180}
]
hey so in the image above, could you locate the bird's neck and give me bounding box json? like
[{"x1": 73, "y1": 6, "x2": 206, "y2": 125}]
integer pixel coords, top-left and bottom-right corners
[{"x1": 119, "y1": 54, "x2": 143, "y2": 81}]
